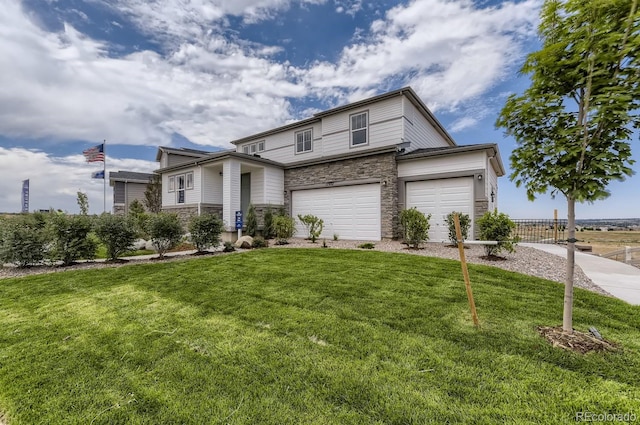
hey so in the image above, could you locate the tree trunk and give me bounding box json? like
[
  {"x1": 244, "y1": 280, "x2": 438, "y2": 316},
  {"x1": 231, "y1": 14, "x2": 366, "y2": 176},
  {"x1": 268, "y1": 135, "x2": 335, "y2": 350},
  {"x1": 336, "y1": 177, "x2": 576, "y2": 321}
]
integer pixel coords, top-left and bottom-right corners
[{"x1": 563, "y1": 196, "x2": 576, "y2": 333}]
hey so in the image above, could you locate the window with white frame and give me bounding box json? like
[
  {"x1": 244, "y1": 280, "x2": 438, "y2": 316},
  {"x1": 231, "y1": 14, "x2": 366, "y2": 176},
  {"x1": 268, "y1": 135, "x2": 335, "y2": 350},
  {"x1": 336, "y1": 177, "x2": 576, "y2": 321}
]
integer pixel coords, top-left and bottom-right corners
[
  {"x1": 295, "y1": 129, "x2": 313, "y2": 153},
  {"x1": 177, "y1": 175, "x2": 185, "y2": 204},
  {"x1": 169, "y1": 172, "x2": 194, "y2": 204},
  {"x1": 168, "y1": 176, "x2": 175, "y2": 192},
  {"x1": 186, "y1": 172, "x2": 193, "y2": 189},
  {"x1": 242, "y1": 141, "x2": 265, "y2": 154},
  {"x1": 350, "y1": 111, "x2": 368, "y2": 146}
]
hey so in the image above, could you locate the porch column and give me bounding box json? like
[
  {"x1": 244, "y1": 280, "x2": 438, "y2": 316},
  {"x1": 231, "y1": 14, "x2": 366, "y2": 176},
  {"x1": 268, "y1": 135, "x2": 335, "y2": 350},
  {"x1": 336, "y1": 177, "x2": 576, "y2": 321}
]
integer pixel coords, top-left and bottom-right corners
[{"x1": 222, "y1": 159, "x2": 241, "y2": 232}]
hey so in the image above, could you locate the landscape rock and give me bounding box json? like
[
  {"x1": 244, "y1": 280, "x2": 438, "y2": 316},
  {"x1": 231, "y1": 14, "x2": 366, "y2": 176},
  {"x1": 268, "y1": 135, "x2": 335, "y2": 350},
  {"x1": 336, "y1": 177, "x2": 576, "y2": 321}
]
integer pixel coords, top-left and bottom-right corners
[{"x1": 235, "y1": 236, "x2": 254, "y2": 249}]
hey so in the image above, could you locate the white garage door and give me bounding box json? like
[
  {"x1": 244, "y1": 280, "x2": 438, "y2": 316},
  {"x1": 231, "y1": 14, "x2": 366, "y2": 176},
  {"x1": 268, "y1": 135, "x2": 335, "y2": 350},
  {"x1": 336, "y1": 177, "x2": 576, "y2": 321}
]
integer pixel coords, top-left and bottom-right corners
[
  {"x1": 291, "y1": 184, "x2": 381, "y2": 241},
  {"x1": 406, "y1": 178, "x2": 474, "y2": 242}
]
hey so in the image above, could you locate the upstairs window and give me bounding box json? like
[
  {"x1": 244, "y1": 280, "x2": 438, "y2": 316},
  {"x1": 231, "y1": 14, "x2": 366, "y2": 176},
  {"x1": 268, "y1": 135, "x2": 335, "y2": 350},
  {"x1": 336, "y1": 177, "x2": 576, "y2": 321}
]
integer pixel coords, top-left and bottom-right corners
[
  {"x1": 242, "y1": 141, "x2": 265, "y2": 154},
  {"x1": 350, "y1": 111, "x2": 368, "y2": 146},
  {"x1": 295, "y1": 129, "x2": 313, "y2": 153}
]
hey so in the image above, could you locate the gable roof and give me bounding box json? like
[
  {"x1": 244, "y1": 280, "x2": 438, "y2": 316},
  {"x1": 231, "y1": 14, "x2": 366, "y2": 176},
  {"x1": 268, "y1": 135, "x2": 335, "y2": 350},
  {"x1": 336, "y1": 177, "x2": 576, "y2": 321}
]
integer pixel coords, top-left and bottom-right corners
[
  {"x1": 156, "y1": 150, "x2": 284, "y2": 173},
  {"x1": 155, "y1": 146, "x2": 214, "y2": 162},
  {"x1": 230, "y1": 86, "x2": 456, "y2": 146},
  {"x1": 397, "y1": 143, "x2": 506, "y2": 176}
]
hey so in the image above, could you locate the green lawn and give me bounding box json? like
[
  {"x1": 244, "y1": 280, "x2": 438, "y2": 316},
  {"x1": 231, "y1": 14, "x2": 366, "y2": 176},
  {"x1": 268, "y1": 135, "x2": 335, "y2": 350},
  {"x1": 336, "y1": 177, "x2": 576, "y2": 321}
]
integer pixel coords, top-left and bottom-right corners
[{"x1": 0, "y1": 249, "x2": 639, "y2": 424}]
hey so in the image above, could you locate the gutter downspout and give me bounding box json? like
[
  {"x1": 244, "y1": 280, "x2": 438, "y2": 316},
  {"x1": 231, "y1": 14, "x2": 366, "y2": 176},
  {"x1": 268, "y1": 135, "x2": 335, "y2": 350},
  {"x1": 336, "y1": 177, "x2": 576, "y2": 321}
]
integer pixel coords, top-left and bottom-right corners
[{"x1": 197, "y1": 164, "x2": 202, "y2": 216}]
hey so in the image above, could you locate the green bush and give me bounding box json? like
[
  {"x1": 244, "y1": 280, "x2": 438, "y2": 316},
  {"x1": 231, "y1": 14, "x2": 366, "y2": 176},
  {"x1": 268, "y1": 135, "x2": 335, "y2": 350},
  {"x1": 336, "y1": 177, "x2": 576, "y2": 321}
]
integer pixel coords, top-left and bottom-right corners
[
  {"x1": 476, "y1": 210, "x2": 518, "y2": 257},
  {"x1": 263, "y1": 206, "x2": 274, "y2": 239},
  {"x1": 400, "y1": 208, "x2": 431, "y2": 249},
  {"x1": 129, "y1": 200, "x2": 149, "y2": 238},
  {"x1": 0, "y1": 213, "x2": 51, "y2": 268},
  {"x1": 188, "y1": 214, "x2": 223, "y2": 252},
  {"x1": 48, "y1": 213, "x2": 97, "y2": 266},
  {"x1": 94, "y1": 213, "x2": 138, "y2": 261},
  {"x1": 245, "y1": 204, "x2": 257, "y2": 237},
  {"x1": 446, "y1": 212, "x2": 471, "y2": 245},
  {"x1": 297, "y1": 214, "x2": 324, "y2": 243},
  {"x1": 223, "y1": 241, "x2": 235, "y2": 252},
  {"x1": 273, "y1": 215, "x2": 296, "y2": 245},
  {"x1": 252, "y1": 236, "x2": 268, "y2": 249},
  {"x1": 147, "y1": 213, "x2": 184, "y2": 259},
  {"x1": 358, "y1": 242, "x2": 375, "y2": 249}
]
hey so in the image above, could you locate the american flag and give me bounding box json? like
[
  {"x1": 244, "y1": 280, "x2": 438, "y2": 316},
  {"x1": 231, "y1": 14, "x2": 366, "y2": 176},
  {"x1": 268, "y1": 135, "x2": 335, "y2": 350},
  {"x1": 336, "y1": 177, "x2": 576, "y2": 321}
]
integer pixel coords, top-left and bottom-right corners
[{"x1": 83, "y1": 143, "x2": 105, "y2": 162}]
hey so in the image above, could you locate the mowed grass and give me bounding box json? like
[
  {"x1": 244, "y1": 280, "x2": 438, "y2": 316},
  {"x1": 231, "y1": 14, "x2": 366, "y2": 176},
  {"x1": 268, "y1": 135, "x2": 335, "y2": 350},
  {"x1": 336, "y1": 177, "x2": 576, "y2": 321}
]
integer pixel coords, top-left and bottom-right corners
[{"x1": 0, "y1": 249, "x2": 639, "y2": 424}]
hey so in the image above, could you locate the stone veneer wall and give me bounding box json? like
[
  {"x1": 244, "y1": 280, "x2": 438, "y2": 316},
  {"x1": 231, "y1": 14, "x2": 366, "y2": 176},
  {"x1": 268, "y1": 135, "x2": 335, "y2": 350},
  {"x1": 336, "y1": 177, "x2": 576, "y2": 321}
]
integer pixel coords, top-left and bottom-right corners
[
  {"x1": 284, "y1": 152, "x2": 398, "y2": 239},
  {"x1": 113, "y1": 205, "x2": 126, "y2": 215},
  {"x1": 474, "y1": 199, "x2": 489, "y2": 239},
  {"x1": 161, "y1": 205, "x2": 199, "y2": 228}
]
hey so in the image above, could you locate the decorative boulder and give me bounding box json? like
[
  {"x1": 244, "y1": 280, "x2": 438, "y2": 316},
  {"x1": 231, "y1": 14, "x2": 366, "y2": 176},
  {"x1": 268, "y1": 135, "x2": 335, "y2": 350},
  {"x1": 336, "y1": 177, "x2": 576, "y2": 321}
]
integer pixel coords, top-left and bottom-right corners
[{"x1": 234, "y1": 236, "x2": 254, "y2": 249}]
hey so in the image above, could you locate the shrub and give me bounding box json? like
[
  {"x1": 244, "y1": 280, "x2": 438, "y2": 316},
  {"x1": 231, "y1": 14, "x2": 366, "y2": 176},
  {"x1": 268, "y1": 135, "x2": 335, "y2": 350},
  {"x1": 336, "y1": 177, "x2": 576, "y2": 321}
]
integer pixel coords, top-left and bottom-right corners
[
  {"x1": 129, "y1": 201, "x2": 149, "y2": 238},
  {"x1": 94, "y1": 213, "x2": 138, "y2": 261},
  {"x1": 188, "y1": 214, "x2": 223, "y2": 252},
  {"x1": 476, "y1": 209, "x2": 518, "y2": 257},
  {"x1": 333, "y1": 233, "x2": 339, "y2": 241},
  {"x1": 0, "y1": 213, "x2": 51, "y2": 268},
  {"x1": 223, "y1": 241, "x2": 235, "y2": 252},
  {"x1": 273, "y1": 215, "x2": 296, "y2": 245},
  {"x1": 297, "y1": 214, "x2": 324, "y2": 243},
  {"x1": 147, "y1": 213, "x2": 184, "y2": 259},
  {"x1": 245, "y1": 204, "x2": 257, "y2": 237},
  {"x1": 400, "y1": 208, "x2": 431, "y2": 249},
  {"x1": 358, "y1": 242, "x2": 375, "y2": 249},
  {"x1": 446, "y1": 212, "x2": 471, "y2": 245},
  {"x1": 263, "y1": 206, "x2": 274, "y2": 239},
  {"x1": 252, "y1": 236, "x2": 268, "y2": 249},
  {"x1": 48, "y1": 213, "x2": 97, "y2": 266}
]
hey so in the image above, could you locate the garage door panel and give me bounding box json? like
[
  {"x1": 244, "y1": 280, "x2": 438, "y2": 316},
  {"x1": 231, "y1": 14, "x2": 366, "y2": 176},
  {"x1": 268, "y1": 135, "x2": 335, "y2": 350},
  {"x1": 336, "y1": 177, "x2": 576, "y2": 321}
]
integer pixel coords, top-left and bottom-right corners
[
  {"x1": 406, "y1": 178, "x2": 474, "y2": 242},
  {"x1": 292, "y1": 184, "x2": 381, "y2": 241}
]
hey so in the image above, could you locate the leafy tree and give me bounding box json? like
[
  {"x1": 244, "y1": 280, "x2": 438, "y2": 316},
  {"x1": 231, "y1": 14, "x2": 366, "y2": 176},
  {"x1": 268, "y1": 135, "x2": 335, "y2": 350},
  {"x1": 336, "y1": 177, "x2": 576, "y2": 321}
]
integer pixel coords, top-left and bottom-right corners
[
  {"x1": 48, "y1": 213, "x2": 97, "y2": 266},
  {"x1": 446, "y1": 212, "x2": 471, "y2": 246},
  {"x1": 188, "y1": 214, "x2": 224, "y2": 252},
  {"x1": 273, "y1": 215, "x2": 296, "y2": 245},
  {"x1": 144, "y1": 174, "x2": 162, "y2": 213},
  {"x1": 400, "y1": 208, "x2": 430, "y2": 249},
  {"x1": 297, "y1": 214, "x2": 324, "y2": 243},
  {"x1": 245, "y1": 204, "x2": 258, "y2": 237},
  {"x1": 496, "y1": 0, "x2": 640, "y2": 333},
  {"x1": 476, "y1": 210, "x2": 518, "y2": 257},
  {"x1": 263, "y1": 206, "x2": 274, "y2": 239},
  {"x1": 77, "y1": 191, "x2": 89, "y2": 215},
  {"x1": 94, "y1": 213, "x2": 138, "y2": 261},
  {"x1": 147, "y1": 213, "x2": 184, "y2": 259}
]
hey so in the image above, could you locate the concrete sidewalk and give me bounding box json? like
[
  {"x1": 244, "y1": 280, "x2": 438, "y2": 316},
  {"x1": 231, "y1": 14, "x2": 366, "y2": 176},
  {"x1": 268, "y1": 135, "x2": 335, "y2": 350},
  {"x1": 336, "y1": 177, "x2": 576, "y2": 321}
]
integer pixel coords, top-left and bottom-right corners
[{"x1": 521, "y1": 243, "x2": 640, "y2": 305}]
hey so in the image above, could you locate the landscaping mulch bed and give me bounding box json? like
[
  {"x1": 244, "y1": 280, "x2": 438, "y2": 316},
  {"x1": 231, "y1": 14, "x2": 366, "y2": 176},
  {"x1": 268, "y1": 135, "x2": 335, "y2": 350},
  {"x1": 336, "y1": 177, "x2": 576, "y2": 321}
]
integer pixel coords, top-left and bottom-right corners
[{"x1": 537, "y1": 326, "x2": 618, "y2": 354}]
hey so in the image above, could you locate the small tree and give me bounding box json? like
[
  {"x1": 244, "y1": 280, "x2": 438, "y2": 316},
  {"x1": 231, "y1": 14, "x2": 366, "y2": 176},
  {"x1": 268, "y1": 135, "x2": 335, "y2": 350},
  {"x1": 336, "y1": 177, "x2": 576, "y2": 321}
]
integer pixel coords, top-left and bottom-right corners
[
  {"x1": 496, "y1": 0, "x2": 640, "y2": 332},
  {"x1": 263, "y1": 206, "x2": 274, "y2": 239},
  {"x1": 0, "y1": 213, "x2": 51, "y2": 268},
  {"x1": 273, "y1": 215, "x2": 296, "y2": 245},
  {"x1": 297, "y1": 214, "x2": 324, "y2": 243},
  {"x1": 446, "y1": 212, "x2": 471, "y2": 245},
  {"x1": 245, "y1": 204, "x2": 258, "y2": 237},
  {"x1": 77, "y1": 191, "x2": 89, "y2": 215},
  {"x1": 144, "y1": 174, "x2": 162, "y2": 213},
  {"x1": 48, "y1": 213, "x2": 97, "y2": 266},
  {"x1": 476, "y1": 210, "x2": 517, "y2": 257},
  {"x1": 147, "y1": 213, "x2": 184, "y2": 259},
  {"x1": 400, "y1": 208, "x2": 430, "y2": 249},
  {"x1": 188, "y1": 214, "x2": 223, "y2": 252},
  {"x1": 128, "y1": 199, "x2": 149, "y2": 238},
  {"x1": 94, "y1": 213, "x2": 138, "y2": 261}
]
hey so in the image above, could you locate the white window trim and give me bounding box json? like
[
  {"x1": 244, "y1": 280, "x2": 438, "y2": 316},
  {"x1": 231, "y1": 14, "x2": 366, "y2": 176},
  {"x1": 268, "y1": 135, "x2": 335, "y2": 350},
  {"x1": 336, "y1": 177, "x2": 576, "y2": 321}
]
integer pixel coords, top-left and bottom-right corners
[
  {"x1": 295, "y1": 128, "x2": 313, "y2": 154},
  {"x1": 186, "y1": 172, "x2": 194, "y2": 190},
  {"x1": 169, "y1": 172, "x2": 194, "y2": 204},
  {"x1": 350, "y1": 110, "x2": 369, "y2": 147},
  {"x1": 242, "y1": 141, "x2": 266, "y2": 154},
  {"x1": 168, "y1": 176, "x2": 175, "y2": 192}
]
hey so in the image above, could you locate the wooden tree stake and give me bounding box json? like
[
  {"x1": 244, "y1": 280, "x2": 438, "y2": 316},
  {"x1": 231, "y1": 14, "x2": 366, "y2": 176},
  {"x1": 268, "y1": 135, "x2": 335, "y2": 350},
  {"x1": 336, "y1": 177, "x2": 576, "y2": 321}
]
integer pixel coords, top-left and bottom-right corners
[{"x1": 454, "y1": 213, "x2": 480, "y2": 327}]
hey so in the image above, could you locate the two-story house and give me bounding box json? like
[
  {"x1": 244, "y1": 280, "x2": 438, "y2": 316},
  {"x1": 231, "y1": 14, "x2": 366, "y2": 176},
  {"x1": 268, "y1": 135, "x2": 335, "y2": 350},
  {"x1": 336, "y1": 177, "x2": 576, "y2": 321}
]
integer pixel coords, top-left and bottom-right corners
[{"x1": 156, "y1": 87, "x2": 505, "y2": 242}]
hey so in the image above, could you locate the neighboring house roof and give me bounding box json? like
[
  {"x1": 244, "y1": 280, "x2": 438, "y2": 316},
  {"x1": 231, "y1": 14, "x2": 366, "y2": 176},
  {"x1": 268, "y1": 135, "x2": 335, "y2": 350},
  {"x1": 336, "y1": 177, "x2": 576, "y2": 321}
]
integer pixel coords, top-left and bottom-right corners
[
  {"x1": 155, "y1": 146, "x2": 215, "y2": 162},
  {"x1": 109, "y1": 171, "x2": 155, "y2": 185},
  {"x1": 230, "y1": 86, "x2": 456, "y2": 147},
  {"x1": 156, "y1": 150, "x2": 285, "y2": 173},
  {"x1": 397, "y1": 143, "x2": 506, "y2": 176}
]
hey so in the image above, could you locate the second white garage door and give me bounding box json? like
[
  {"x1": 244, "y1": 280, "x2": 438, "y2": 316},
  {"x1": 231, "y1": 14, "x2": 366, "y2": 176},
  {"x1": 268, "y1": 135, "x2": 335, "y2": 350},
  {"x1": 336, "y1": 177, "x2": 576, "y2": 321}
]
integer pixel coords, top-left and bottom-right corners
[
  {"x1": 291, "y1": 184, "x2": 381, "y2": 241},
  {"x1": 406, "y1": 177, "x2": 474, "y2": 242}
]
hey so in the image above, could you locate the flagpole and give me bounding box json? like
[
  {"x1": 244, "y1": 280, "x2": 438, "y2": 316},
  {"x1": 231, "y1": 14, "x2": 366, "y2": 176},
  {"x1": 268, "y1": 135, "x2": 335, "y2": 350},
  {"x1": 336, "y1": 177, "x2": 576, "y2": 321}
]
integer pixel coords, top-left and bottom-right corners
[{"x1": 103, "y1": 139, "x2": 106, "y2": 213}]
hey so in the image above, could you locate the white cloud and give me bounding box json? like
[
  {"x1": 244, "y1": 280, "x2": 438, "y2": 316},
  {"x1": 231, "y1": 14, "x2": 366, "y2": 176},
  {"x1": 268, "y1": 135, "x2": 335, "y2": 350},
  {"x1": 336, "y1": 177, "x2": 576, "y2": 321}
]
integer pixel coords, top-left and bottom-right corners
[{"x1": 0, "y1": 147, "x2": 156, "y2": 214}]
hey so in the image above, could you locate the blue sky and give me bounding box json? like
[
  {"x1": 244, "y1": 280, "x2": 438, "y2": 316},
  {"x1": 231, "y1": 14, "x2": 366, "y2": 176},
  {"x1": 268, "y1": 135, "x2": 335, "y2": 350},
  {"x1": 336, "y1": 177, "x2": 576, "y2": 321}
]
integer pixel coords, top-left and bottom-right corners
[{"x1": 0, "y1": 0, "x2": 638, "y2": 218}]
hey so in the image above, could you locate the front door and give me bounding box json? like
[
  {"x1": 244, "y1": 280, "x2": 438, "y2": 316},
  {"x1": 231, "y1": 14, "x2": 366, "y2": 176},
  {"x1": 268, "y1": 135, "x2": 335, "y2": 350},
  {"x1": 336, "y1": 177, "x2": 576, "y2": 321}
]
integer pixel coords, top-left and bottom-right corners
[{"x1": 241, "y1": 173, "x2": 251, "y2": 216}]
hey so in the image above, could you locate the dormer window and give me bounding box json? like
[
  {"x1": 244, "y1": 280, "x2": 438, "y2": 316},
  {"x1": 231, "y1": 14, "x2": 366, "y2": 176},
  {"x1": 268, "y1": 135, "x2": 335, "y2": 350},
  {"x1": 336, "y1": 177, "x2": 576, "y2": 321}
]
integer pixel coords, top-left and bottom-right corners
[
  {"x1": 242, "y1": 141, "x2": 265, "y2": 154},
  {"x1": 295, "y1": 129, "x2": 313, "y2": 153},
  {"x1": 350, "y1": 111, "x2": 368, "y2": 146}
]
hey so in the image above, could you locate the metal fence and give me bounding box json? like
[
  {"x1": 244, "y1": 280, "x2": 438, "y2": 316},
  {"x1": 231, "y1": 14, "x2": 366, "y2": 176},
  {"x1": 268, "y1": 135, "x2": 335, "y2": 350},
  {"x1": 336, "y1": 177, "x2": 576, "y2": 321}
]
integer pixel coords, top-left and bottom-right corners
[{"x1": 512, "y1": 219, "x2": 567, "y2": 244}]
